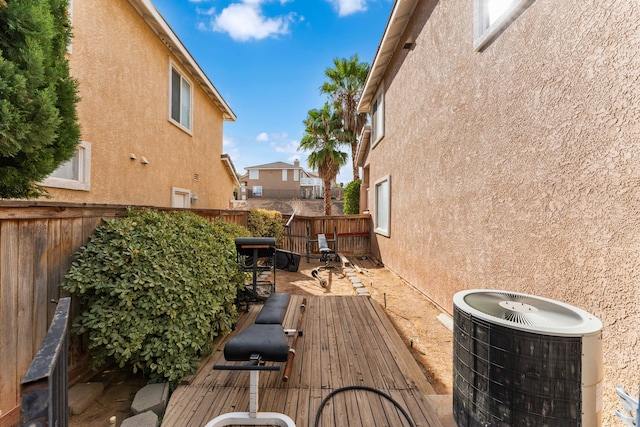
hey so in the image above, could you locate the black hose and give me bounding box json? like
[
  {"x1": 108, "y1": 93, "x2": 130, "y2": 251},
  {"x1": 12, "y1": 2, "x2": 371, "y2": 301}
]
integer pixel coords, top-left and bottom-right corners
[{"x1": 312, "y1": 385, "x2": 416, "y2": 427}]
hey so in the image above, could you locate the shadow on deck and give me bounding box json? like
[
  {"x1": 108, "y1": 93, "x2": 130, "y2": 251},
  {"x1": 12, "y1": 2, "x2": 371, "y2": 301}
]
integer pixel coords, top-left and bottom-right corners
[{"x1": 162, "y1": 295, "x2": 443, "y2": 427}]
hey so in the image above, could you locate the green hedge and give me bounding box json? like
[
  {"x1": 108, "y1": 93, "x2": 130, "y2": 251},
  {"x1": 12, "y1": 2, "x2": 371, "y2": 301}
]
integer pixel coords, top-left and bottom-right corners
[
  {"x1": 343, "y1": 179, "x2": 361, "y2": 215},
  {"x1": 61, "y1": 209, "x2": 250, "y2": 384},
  {"x1": 247, "y1": 208, "x2": 285, "y2": 244}
]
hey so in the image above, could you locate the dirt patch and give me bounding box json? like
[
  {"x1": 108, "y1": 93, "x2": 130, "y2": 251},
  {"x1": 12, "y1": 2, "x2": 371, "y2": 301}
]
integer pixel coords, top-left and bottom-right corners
[
  {"x1": 235, "y1": 197, "x2": 344, "y2": 216},
  {"x1": 70, "y1": 256, "x2": 453, "y2": 426}
]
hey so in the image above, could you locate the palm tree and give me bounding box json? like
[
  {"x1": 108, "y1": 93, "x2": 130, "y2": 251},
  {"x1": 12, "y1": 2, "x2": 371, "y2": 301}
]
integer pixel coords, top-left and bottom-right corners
[
  {"x1": 299, "y1": 104, "x2": 349, "y2": 216},
  {"x1": 320, "y1": 54, "x2": 370, "y2": 181}
]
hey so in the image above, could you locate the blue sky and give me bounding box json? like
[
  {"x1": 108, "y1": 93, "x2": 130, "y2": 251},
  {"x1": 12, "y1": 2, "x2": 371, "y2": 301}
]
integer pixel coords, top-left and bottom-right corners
[{"x1": 150, "y1": 0, "x2": 393, "y2": 184}]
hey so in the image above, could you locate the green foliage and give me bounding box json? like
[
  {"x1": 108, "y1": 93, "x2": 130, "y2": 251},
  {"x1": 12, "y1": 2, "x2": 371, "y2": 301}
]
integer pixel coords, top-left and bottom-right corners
[
  {"x1": 61, "y1": 209, "x2": 249, "y2": 384},
  {"x1": 343, "y1": 180, "x2": 361, "y2": 215},
  {"x1": 247, "y1": 208, "x2": 285, "y2": 245},
  {"x1": 0, "y1": 0, "x2": 80, "y2": 198}
]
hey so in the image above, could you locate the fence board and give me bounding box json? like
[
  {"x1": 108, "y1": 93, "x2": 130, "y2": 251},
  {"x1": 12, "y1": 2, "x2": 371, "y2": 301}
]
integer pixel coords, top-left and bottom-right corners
[
  {"x1": 0, "y1": 220, "x2": 19, "y2": 417},
  {"x1": 17, "y1": 222, "x2": 35, "y2": 386}
]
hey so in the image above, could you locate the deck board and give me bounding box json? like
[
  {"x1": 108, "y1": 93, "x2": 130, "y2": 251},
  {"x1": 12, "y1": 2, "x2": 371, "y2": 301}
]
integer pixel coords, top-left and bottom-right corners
[{"x1": 162, "y1": 295, "x2": 442, "y2": 426}]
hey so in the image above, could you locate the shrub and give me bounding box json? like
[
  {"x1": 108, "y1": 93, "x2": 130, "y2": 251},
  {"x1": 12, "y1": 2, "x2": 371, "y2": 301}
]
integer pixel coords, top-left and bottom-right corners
[
  {"x1": 247, "y1": 208, "x2": 285, "y2": 245},
  {"x1": 343, "y1": 180, "x2": 361, "y2": 215},
  {"x1": 61, "y1": 209, "x2": 250, "y2": 384}
]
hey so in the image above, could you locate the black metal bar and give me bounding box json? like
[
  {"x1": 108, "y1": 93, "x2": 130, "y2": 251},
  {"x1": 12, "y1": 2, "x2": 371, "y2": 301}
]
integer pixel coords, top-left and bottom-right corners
[{"x1": 20, "y1": 297, "x2": 71, "y2": 427}]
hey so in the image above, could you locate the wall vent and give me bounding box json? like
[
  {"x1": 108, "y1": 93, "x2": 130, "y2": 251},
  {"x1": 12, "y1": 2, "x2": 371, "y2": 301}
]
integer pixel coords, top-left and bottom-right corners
[{"x1": 453, "y1": 289, "x2": 603, "y2": 427}]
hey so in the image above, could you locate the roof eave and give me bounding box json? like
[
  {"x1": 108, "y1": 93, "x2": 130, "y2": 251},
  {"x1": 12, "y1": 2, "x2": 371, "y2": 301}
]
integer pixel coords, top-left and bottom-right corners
[
  {"x1": 357, "y1": 0, "x2": 419, "y2": 113},
  {"x1": 128, "y1": 0, "x2": 237, "y2": 122}
]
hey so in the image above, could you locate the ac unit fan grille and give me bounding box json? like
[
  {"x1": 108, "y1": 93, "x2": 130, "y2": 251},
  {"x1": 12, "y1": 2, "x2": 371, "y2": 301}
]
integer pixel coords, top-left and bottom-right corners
[
  {"x1": 462, "y1": 291, "x2": 584, "y2": 329},
  {"x1": 453, "y1": 306, "x2": 583, "y2": 426}
]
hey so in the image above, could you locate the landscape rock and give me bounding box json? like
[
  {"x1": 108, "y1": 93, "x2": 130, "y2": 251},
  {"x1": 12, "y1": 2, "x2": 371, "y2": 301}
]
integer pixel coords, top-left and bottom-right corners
[
  {"x1": 121, "y1": 410, "x2": 159, "y2": 427},
  {"x1": 68, "y1": 382, "x2": 104, "y2": 415},
  {"x1": 131, "y1": 383, "x2": 169, "y2": 416}
]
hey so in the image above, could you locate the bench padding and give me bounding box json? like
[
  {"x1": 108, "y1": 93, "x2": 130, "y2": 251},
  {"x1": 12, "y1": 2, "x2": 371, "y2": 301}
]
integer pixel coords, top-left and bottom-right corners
[
  {"x1": 224, "y1": 324, "x2": 289, "y2": 362},
  {"x1": 255, "y1": 293, "x2": 291, "y2": 324}
]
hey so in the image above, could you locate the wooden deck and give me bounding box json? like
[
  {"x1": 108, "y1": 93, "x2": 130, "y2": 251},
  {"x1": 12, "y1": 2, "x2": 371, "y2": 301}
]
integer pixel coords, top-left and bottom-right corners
[{"x1": 162, "y1": 295, "x2": 443, "y2": 427}]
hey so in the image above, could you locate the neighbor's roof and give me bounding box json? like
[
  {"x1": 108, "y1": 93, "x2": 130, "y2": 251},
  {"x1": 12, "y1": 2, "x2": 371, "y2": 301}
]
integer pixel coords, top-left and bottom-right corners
[
  {"x1": 358, "y1": 0, "x2": 419, "y2": 113},
  {"x1": 246, "y1": 161, "x2": 300, "y2": 170},
  {"x1": 221, "y1": 154, "x2": 241, "y2": 189},
  {"x1": 128, "y1": 0, "x2": 236, "y2": 121}
]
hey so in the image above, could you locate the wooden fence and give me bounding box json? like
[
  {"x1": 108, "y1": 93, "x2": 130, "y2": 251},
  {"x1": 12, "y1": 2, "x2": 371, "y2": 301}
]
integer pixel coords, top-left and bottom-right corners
[{"x1": 0, "y1": 202, "x2": 370, "y2": 427}]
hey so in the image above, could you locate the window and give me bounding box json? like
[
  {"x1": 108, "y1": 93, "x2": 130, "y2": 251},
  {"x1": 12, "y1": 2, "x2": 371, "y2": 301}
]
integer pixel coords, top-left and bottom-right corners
[
  {"x1": 474, "y1": 0, "x2": 534, "y2": 51},
  {"x1": 169, "y1": 64, "x2": 192, "y2": 131},
  {"x1": 41, "y1": 141, "x2": 91, "y2": 191},
  {"x1": 252, "y1": 186, "x2": 263, "y2": 197},
  {"x1": 249, "y1": 169, "x2": 259, "y2": 180},
  {"x1": 374, "y1": 175, "x2": 390, "y2": 236},
  {"x1": 282, "y1": 169, "x2": 288, "y2": 181},
  {"x1": 171, "y1": 187, "x2": 191, "y2": 208},
  {"x1": 293, "y1": 169, "x2": 299, "y2": 181},
  {"x1": 371, "y1": 85, "x2": 384, "y2": 146}
]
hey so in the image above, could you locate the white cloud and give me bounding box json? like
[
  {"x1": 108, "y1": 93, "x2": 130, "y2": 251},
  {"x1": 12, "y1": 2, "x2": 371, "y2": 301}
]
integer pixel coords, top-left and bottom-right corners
[
  {"x1": 271, "y1": 140, "x2": 300, "y2": 153},
  {"x1": 256, "y1": 132, "x2": 269, "y2": 142},
  {"x1": 223, "y1": 135, "x2": 241, "y2": 163},
  {"x1": 207, "y1": 1, "x2": 298, "y2": 42},
  {"x1": 327, "y1": 0, "x2": 367, "y2": 16}
]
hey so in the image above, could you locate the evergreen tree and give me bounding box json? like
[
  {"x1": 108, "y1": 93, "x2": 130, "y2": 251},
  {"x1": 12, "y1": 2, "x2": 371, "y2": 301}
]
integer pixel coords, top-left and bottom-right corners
[{"x1": 0, "y1": 0, "x2": 80, "y2": 198}]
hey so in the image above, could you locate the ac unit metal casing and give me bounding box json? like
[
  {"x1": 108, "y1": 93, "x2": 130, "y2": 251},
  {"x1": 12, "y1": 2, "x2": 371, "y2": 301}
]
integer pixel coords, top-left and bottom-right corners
[{"x1": 453, "y1": 290, "x2": 603, "y2": 427}]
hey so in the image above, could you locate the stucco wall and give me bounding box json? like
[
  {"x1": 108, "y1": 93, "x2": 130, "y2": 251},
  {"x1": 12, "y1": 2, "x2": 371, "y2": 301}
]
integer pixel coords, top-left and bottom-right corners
[
  {"x1": 366, "y1": 0, "x2": 639, "y2": 423},
  {"x1": 43, "y1": 0, "x2": 234, "y2": 209},
  {"x1": 248, "y1": 169, "x2": 302, "y2": 196}
]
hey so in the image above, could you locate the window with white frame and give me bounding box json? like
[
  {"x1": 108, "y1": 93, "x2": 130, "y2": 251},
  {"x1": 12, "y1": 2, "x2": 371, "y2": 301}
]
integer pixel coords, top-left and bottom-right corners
[
  {"x1": 474, "y1": 0, "x2": 534, "y2": 51},
  {"x1": 374, "y1": 175, "x2": 390, "y2": 236},
  {"x1": 293, "y1": 169, "x2": 299, "y2": 181},
  {"x1": 41, "y1": 141, "x2": 91, "y2": 191},
  {"x1": 282, "y1": 169, "x2": 288, "y2": 181},
  {"x1": 169, "y1": 63, "x2": 192, "y2": 131},
  {"x1": 371, "y1": 85, "x2": 384, "y2": 146},
  {"x1": 252, "y1": 186, "x2": 263, "y2": 197},
  {"x1": 249, "y1": 169, "x2": 259, "y2": 180},
  {"x1": 171, "y1": 187, "x2": 191, "y2": 208}
]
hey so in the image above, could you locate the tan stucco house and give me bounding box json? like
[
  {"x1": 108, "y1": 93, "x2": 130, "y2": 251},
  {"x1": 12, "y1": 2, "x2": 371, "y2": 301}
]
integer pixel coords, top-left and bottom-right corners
[
  {"x1": 357, "y1": 0, "x2": 639, "y2": 423},
  {"x1": 239, "y1": 160, "x2": 323, "y2": 200},
  {"x1": 40, "y1": 0, "x2": 239, "y2": 209}
]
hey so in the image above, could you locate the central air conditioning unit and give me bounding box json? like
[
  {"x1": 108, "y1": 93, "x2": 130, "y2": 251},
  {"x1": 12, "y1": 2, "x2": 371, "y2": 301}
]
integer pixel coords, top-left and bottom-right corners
[{"x1": 453, "y1": 290, "x2": 603, "y2": 427}]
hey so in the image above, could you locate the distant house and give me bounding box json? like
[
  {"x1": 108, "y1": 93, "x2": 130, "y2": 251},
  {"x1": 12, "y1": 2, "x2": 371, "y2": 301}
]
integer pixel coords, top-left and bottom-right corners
[
  {"x1": 357, "y1": 0, "x2": 638, "y2": 422},
  {"x1": 239, "y1": 160, "x2": 323, "y2": 200},
  {"x1": 39, "y1": 0, "x2": 240, "y2": 209}
]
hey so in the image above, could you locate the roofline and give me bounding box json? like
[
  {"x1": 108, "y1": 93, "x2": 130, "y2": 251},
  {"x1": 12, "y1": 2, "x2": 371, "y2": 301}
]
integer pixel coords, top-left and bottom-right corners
[
  {"x1": 356, "y1": 126, "x2": 371, "y2": 167},
  {"x1": 221, "y1": 154, "x2": 241, "y2": 189},
  {"x1": 128, "y1": 0, "x2": 237, "y2": 121},
  {"x1": 357, "y1": 0, "x2": 419, "y2": 113}
]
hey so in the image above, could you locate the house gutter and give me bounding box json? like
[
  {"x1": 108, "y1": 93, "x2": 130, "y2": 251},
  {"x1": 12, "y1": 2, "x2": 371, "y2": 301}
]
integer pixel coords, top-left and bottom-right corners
[
  {"x1": 357, "y1": 0, "x2": 419, "y2": 114},
  {"x1": 128, "y1": 0, "x2": 237, "y2": 122}
]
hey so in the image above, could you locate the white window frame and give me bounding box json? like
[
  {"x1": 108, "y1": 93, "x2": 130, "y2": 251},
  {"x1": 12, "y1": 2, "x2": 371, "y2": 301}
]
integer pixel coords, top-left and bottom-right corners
[
  {"x1": 67, "y1": 0, "x2": 73, "y2": 54},
  {"x1": 293, "y1": 168, "x2": 299, "y2": 181},
  {"x1": 169, "y1": 61, "x2": 193, "y2": 133},
  {"x1": 252, "y1": 186, "x2": 263, "y2": 197},
  {"x1": 371, "y1": 84, "x2": 384, "y2": 147},
  {"x1": 374, "y1": 175, "x2": 390, "y2": 237},
  {"x1": 171, "y1": 187, "x2": 192, "y2": 208},
  {"x1": 474, "y1": 0, "x2": 534, "y2": 51},
  {"x1": 249, "y1": 169, "x2": 259, "y2": 180},
  {"x1": 282, "y1": 169, "x2": 288, "y2": 181},
  {"x1": 41, "y1": 141, "x2": 91, "y2": 191}
]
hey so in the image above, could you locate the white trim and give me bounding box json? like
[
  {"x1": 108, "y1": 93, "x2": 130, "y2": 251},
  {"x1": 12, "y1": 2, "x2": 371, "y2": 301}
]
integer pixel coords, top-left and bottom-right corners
[
  {"x1": 41, "y1": 141, "x2": 91, "y2": 191},
  {"x1": 474, "y1": 0, "x2": 535, "y2": 51},
  {"x1": 169, "y1": 60, "x2": 193, "y2": 134},
  {"x1": 282, "y1": 169, "x2": 288, "y2": 181},
  {"x1": 374, "y1": 175, "x2": 391, "y2": 237}
]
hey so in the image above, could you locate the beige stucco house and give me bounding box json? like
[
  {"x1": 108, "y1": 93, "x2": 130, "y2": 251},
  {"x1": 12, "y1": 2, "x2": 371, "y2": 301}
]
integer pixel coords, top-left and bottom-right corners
[
  {"x1": 357, "y1": 0, "x2": 639, "y2": 423},
  {"x1": 40, "y1": 0, "x2": 239, "y2": 209},
  {"x1": 240, "y1": 160, "x2": 323, "y2": 200}
]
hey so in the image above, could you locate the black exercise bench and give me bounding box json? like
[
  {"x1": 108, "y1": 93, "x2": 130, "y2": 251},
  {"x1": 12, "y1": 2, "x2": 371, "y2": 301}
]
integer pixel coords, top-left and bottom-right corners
[{"x1": 207, "y1": 293, "x2": 300, "y2": 427}]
